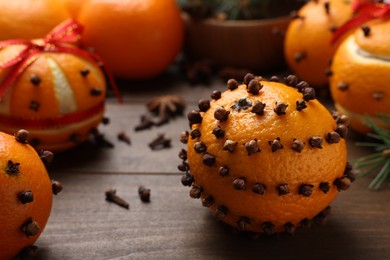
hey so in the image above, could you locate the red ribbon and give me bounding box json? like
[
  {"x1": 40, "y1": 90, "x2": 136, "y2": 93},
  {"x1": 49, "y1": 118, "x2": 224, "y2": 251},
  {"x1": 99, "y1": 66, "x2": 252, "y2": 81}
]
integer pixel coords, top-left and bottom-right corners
[
  {"x1": 0, "y1": 19, "x2": 123, "y2": 102},
  {"x1": 331, "y1": 0, "x2": 390, "y2": 44}
]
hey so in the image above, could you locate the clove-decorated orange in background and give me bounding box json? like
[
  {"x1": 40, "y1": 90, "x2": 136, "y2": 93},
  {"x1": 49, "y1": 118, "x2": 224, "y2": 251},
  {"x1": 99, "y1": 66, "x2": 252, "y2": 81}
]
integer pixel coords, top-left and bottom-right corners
[
  {"x1": 284, "y1": 0, "x2": 353, "y2": 87},
  {"x1": 0, "y1": 129, "x2": 61, "y2": 260},
  {"x1": 330, "y1": 13, "x2": 390, "y2": 133},
  {"x1": 179, "y1": 74, "x2": 354, "y2": 234},
  {"x1": 0, "y1": 20, "x2": 108, "y2": 152}
]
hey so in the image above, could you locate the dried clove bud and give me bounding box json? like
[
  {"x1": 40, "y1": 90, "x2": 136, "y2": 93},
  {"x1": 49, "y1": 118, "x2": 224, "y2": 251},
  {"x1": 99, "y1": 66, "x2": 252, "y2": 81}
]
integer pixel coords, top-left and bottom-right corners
[
  {"x1": 39, "y1": 150, "x2": 54, "y2": 166},
  {"x1": 198, "y1": 99, "x2": 211, "y2": 112},
  {"x1": 302, "y1": 87, "x2": 316, "y2": 101},
  {"x1": 178, "y1": 149, "x2": 187, "y2": 160},
  {"x1": 15, "y1": 129, "x2": 29, "y2": 144},
  {"x1": 291, "y1": 139, "x2": 305, "y2": 153},
  {"x1": 212, "y1": 126, "x2": 225, "y2": 139},
  {"x1": 231, "y1": 97, "x2": 252, "y2": 111},
  {"x1": 18, "y1": 191, "x2": 33, "y2": 204},
  {"x1": 134, "y1": 115, "x2": 154, "y2": 131},
  {"x1": 269, "y1": 75, "x2": 280, "y2": 82},
  {"x1": 309, "y1": 136, "x2": 323, "y2": 149},
  {"x1": 105, "y1": 189, "x2": 129, "y2": 209},
  {"x1": 80, "y1": 68, "x2": 90, "y2": 77},
  {"x1": 214, "y1": 107, "x2": 230, "y2": 121},
  {"x1": 373, "y1": 92, "x2": 384, "y2": 101},
  {"x1": 178, "y1": 162, "x2": 189, "y2": 172},
  {"x1": 188, "y1": 110, "x2": 203, "y2": 125},
  {"x1": 296, "y1": 81, "x2": 309, "y2": 93},
  {"x1": 102, "y1": 117, "x2": 110, "y2": 125},
  {"x1": 334, "y1": 177, "x2": 351, "y2": 191},
  {"x1": 252, "y1": 183, "x2": 266, "y2": 195},
  {"x1": 138, "y1": 186, "x2": 151, "y2": 203},
  {"x1": 319, "y1": 182, "x2": 331, "y2": 194},
  {"x1": 223, "y1": 140, "x2": 238, "y2": 153},
  {"x1": 201, "y1": 195, "x2": 214, "y2": 207},
  {"x1": 290, "y1": 10, "x2": 304, "y2": 20},
  {"x1": 218, "y1": 166, "x2": 229, "y2": 177},
  {"x1": 117, "y1": 132, "x2": 131, "y2": 145},
  {"x1": 284, "y1": 222, "x2": 296, "y2": 235},
  {"x1": 294, "y1": 52, "x2": 306, "y2": 63},
  {"x1": 232, "y1": 178, "x2": 246, "y2": 190},
  {"x1": 237, "y1": 217, "x2": 250, "y2": 231},
  {"x1": 329, "y1": 24, "x2": 338, "y2": 33},
  {"x1": 227, "y1": 78, "x2": 239, "y2": 90},
  {"x1": 30, "y1": 74, "x2": 41, "y2": 85},
  {"x1": 268, "y1": 137, "x2": 283, "y2": 152},
  {"x1": 190, "y1": 128, "x2": 201, "y2": 139},
  {"x1": 361, "y1": 25, "x2": 371, "y2": 37},
  {"x1": 262, "y1": 222, "x2": 275, "y2": 236},
  {"x1": 251, "y1": 101, "x2": 266, "y2": 115},
  {"x1": 298, "y1": 184, "x2": 314, "y2": 197},
  {"x1": 247, "y1": 79, "x2": 262, "y2": 95},
  {"x1": 21, "y1": 218, "x2": 40, "y2": 237},
  {"x1": 210, "y1": 90, "x2": 221, "y2": 100},
  {"x1": 338, "y1": 82, "x2": 349, "y2": 91},
  {"x1": 149, "y1": 134, "x2": 171, "y2": 150},
  {"x1": 326, "y1": 131, "x2": 341, "y2": 144},
  {"x1": 51, "y1": 180, "x2": 63, "y2": 195},
  {"x1": 5, "y1": 160, "x2": 20, "y2": 175},
  {"x1": 296, "y1": 100, "x2": 307, "y2": 111},
  {"x1": 277, "y1": 184, "x2": 289, "y2": 196},
  {"x1": 90, "y1": 87, "x2": 102, "y2": 96},
  {"x1": 245, "y1": 139, "x2": 260, "y2": 155},
  {"x1": 325, "y1": 68, "x2": 333, "y2": 77},
  {"x1": 284, "y1": 75, "x2": 298, "y2": 87},
  {"x1": 180, "y1": 131, "x2": 189, "y2": 144},
  {"x1": 181, "y1": 173, "x2": 194, "y2": 186},
  {"x1": 300, "y1": 218, "x2": 312, "y2": 229},
  {"x1": 189, "y1": 185, "x2": 202, "y2": 199},
  {"x1": 202, "y1": 153, "x2": 216, "y2": 167},
  {"x1": 215, "y1": 206, "x2": 228, "y2": 220},
  {"x1": 324, "y1": 1, "x2": 330, "y2": 14},
  {"x1": 194, "y1": 141, "x2": 207, "y2": 153},
  {"x1": 274, "y1": 102, "x2": 288, "y2": 115},
  {"x1": 335, "y1": 124, "x2": 348, "y2": 138},
  {"x1": 19, "y1": 245, "x2": 39, "y2": 259},
  {"x1": 336, "y1": 115, "x2": 350, "y2": 126},
  {"x1": 243, "y1": 73, "x2": 255, "y2": 85}
]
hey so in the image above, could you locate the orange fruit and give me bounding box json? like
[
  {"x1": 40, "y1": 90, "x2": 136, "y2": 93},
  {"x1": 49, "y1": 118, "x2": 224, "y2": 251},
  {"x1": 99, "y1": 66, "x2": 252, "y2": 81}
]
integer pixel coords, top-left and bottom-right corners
[
  {"x1": 0, "y1": 130, "x2": 59, "y2": 260},
  {"x1": 77, "y1": 0, "x2": 184, "y2": 80},
  {"x1": 330, "y1": 20, "x2": 390, "y2": 133},
  {"x1": 179, "y1": 74, "x2": 353, "y2": 234},
  {"x1": 284, "y1": 0, "x2": 353, "y2": 87},
  {"x1": 0, "y1": 0, "x2": 71, "y2": 40},
  {"x1": 62, "y1": 0, "x2": 84, "y2": 18},
  {"x1": 0, "y1": 40, "x2": 107, "y2": 152}
]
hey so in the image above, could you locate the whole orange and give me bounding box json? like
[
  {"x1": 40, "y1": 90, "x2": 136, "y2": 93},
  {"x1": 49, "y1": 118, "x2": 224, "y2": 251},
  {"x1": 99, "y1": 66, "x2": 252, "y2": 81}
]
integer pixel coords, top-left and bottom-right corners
[
  {"x1": 0, "y1": 39, "x2": 107, "y2": 152},
  {"x1": 0, "y1": 130, "x2": 56, "y2": 260},
  {"x1": 284, "y1": 0, "x2": 353, "y2": 87},
  {"x1": 77, "y1": 0, "x2": 184, "y2": 80},
  {"x1": 0, "y1": 0, "x2": 71, "y2": 40},
  {"x1": 330, "y1": 20, "x2": 390, "y2": 133},
  {"x1": 180, "y1": 75, "x2": 353, "y2": 234}
]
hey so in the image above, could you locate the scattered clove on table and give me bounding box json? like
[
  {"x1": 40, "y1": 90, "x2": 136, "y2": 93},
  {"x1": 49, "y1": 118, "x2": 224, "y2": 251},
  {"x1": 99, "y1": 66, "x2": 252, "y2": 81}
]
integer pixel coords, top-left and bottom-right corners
[
  {"x1": 134, "y1": 115, "x2": 155, "y2": 131},
  {"x1": 117, "y1": 132, "x2": 131, "y2": 145},
  {"x1": 149, "y1": 134, "x2": 171, "y2": 150},
  {"x1": 105, "y1": 189, "x2": 129, "y2": 209},
  {"x1": 138, "y1": 186, "x2": 151, "y2": 203}
]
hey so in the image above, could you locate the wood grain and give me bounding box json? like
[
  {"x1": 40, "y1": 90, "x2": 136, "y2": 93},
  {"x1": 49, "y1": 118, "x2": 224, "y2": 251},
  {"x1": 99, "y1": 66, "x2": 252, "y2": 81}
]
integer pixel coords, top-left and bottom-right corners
[{"x1": 36, "y1": 174, "x2": 390, "y2": 260}]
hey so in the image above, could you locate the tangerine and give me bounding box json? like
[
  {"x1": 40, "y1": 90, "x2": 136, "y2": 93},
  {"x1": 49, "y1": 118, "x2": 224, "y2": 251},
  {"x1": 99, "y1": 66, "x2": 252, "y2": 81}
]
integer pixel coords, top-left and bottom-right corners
[
  {"x1": 284, "y1": 0, "x2": 353, "y2": 87},
  {"x1": 180, "y1": 75, "x2": 353, "y2": 234},
  {"x1": 330, "y1": 20, "x2": 390, "y2": 133},
  {"x1": 0, "y1": 130, "x2": 59, "y2": 260},
  {"x1": 77, "y1": 0, "x2": 184, "y2": 80},
  {"x1": 0, "y1": 0, "x2": 71, "y2": 40}
]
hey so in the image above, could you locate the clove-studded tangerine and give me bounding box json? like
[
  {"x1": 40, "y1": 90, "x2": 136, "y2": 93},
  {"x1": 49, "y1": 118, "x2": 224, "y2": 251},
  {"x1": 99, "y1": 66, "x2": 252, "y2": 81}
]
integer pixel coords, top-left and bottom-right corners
[
  {"x1": 179, "y1": 75, "x2": 353, "y2": 235},
  {"x1": 0, "y1": 129, "x2": 61, "y2": 259}
]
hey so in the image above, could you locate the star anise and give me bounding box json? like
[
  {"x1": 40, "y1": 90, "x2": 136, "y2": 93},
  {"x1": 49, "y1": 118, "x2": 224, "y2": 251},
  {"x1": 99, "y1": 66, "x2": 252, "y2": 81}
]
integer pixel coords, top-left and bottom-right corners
[{"x1": 146, "y1": 95, "x2": 186, "y2": 126}]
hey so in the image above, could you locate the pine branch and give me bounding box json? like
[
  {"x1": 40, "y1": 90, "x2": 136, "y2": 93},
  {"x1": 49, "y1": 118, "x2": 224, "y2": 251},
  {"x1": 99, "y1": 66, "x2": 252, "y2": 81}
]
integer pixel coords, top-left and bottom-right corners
[{"x1": 354, "y1": 115, "x2": 390, "y2": 190}]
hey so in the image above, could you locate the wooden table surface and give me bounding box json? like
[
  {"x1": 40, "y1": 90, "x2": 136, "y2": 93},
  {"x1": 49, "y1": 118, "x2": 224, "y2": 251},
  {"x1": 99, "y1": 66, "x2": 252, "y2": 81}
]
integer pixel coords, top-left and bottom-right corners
[{"x1": 33, "y1": 75, "x2": 390, "y2": 260}]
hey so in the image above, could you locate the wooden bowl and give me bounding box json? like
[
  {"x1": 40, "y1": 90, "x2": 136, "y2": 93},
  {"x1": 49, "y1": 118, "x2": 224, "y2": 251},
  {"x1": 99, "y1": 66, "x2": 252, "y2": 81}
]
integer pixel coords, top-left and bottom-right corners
[{"x1": 183, "y1": 14, "x2": 291, "y2": 72}]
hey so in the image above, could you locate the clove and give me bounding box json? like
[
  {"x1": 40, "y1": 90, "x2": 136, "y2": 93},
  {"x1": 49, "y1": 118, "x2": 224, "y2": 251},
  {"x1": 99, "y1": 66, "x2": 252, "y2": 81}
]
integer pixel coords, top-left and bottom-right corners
[
  {"x1": 117, "y1": 132, "x2": 131, "y2": 145},
  {"x1": 105, "y1": 189, "x2": 129, "y2": 209},
  {"x1": 149, "y1": 134, "x2": 171, "y2": 150},
  {"x1": 134, "y1": 115, "x2": 154, "y2": 131},
  {"x1": 138, "y1": 186, "x2": 151, "y2": 203}
]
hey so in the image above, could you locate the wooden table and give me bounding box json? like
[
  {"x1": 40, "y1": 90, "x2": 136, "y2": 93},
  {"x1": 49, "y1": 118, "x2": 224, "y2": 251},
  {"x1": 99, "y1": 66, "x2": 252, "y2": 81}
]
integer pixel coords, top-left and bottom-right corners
[{"x1": 34, "y1": 76, "x2": 390, "y2": 260}]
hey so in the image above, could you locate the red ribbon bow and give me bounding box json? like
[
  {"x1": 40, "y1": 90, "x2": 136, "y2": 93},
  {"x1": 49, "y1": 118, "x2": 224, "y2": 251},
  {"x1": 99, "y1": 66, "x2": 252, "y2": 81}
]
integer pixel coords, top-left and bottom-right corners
[
  {"x1": 0, "y1": 19, "x2": 123, "y2": 102},
  {"x1": 331, "y1": 0, "x2": 390, "y2": 44}
]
